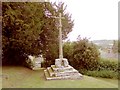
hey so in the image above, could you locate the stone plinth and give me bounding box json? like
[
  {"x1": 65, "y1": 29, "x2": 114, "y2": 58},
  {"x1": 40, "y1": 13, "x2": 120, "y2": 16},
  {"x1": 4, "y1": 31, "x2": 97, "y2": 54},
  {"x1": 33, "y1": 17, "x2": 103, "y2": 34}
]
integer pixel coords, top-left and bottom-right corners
[
  {"x1": 44, "y1": 58, "x2": 83, "y2": 80},
  {"x1": 55, "y1": 58, "x2": 69, "y2": 68}
]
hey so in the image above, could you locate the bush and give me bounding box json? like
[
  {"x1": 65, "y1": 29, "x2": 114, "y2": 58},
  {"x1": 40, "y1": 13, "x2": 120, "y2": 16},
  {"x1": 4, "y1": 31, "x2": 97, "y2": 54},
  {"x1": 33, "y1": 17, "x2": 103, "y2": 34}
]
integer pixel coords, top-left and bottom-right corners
[
  {"x1": 85, "y1": 70, "x2": 118, "y2": 79},
  {"x1": 71, "y1": 38, "x2": 100, "y2": 70},
  {"x1": 80, "y1": 58, "x2": 120, "y2": 79},
  {"x1": 97, "y1": 58, "x2": 118, "y2": 72},
  {"x1": 63, "y1": 39, "x2": 119, "y2": 79},
  {"x1": 63, "y1": 42, "x2": 75, "y2": 60}
]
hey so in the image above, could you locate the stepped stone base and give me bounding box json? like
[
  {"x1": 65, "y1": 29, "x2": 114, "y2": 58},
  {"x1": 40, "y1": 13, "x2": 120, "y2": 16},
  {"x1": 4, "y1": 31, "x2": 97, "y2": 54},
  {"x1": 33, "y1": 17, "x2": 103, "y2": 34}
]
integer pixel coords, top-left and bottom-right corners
[{"x1": 44, "y1": 65, "x2": 83, "y2": 80}]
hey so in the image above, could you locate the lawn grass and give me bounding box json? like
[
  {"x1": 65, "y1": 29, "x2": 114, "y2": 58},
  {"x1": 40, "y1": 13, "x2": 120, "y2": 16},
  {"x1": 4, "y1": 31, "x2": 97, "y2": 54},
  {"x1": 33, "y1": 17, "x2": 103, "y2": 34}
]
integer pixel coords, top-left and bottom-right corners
[
  {"x1": 1, "y1": 66, "x2": 118, "y2": 88},
  {"x1": 94, "y1": 77, "x2": 118, "y2": 85}
]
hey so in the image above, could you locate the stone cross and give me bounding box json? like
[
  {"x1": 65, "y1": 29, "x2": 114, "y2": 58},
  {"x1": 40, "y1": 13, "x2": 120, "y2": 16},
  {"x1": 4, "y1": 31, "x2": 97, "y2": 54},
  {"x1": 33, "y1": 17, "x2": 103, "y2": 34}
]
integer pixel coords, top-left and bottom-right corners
[{"x1": 52, "y1": 13, "x2": 64, "y2": 61}]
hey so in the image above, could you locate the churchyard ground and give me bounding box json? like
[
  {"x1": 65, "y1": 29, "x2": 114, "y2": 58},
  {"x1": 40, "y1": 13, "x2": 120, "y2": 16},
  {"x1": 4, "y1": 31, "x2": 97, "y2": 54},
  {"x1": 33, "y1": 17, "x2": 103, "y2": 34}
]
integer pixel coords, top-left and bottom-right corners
[{"x1": 1, "y1": 66, "x2": 118, "y2": 88}]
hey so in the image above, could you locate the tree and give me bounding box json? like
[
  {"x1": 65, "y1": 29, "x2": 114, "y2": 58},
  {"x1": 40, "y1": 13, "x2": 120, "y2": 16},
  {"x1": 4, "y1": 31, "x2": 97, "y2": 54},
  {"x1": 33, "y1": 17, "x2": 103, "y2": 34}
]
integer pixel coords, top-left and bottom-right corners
[
  {"x1": 2, "y1": 2, "x2": 45, "y2": 64},
  {"x1": 2, "y1": 2, "x2": 74, "y2": 65}
]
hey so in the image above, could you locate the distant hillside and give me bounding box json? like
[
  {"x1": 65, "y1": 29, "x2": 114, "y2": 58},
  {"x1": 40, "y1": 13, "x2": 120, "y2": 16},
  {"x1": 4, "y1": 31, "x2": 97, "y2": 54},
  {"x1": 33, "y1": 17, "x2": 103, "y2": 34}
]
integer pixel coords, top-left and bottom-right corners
[
  {"x1": 92, "y1": 40, "x2": 114, "y2": 45},
  {"x1": 92, "y1": 40, "x2": 115, "y2": 48}
]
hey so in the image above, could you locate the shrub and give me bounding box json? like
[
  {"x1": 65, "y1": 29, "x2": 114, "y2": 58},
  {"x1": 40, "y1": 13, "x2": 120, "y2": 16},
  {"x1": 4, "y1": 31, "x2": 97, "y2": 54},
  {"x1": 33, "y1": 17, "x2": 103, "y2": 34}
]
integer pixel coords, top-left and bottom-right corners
[
  {"x1": 71, "y1": 38, "x2": 100, "y2": 70},
  {"x1": 63, "y1": 38, "x2": 119, "y2": 79},
  {"x1": 85, "y1": 70, "x2": 118, "y2": 79},
  {"x1": 80, "y1": 58, "x2": 120, "y2": 79},
  {"x1": 63, "y1": 42, "x2": 75, "y2": 60},
  {"x1": 97, "y1": 58, "x2": 118, "y2": 72}
]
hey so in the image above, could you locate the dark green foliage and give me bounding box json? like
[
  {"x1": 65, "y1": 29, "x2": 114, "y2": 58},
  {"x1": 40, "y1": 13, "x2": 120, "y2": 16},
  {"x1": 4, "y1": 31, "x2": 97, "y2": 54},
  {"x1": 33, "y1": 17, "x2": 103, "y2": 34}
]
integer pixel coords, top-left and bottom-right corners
[
  {"x1": 97, "y1": 58, "x2": 118, "y2": 72},
  {"x1": 2, "y1": 2, "x2": 45, "y2": 65},
  {"x1": 63, "y1": 38, "x2": 119, "y2": 79},
  {"x1": 85, "y1": 70, "x2": 118, "y2": 79},
  {"x1": 2, "y1": 2, "x2": 74, "y2": 65},
  {"x1": 81, "y1": 58, "x2": 119, "y2": 79},
  {"x1": 97, "y1": 59, "x2": 120, "y2": 79},
  {"x1": 63, "y1": 37, "x2": 100, "y2": 71},
  {"x1": 72, "y1": 38, "x2": 100, "y2": 70},
  {"x1": 63, "y1": 41, "x2": 75, "y2": 60}
]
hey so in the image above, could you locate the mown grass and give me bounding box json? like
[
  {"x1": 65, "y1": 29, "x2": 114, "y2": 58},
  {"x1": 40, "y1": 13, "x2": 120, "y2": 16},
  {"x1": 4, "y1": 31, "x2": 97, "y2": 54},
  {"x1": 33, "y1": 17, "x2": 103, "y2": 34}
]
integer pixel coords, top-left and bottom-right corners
[{"x1": 1, "y1": 66, "x2": 118, "y2": 88}]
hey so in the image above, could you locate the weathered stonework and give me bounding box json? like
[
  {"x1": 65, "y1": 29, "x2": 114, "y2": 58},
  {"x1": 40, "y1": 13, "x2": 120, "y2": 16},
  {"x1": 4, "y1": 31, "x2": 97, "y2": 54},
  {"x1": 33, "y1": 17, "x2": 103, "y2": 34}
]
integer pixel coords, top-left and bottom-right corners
[
  {"x1": 44, "y1": 58, "x2": 83, "y2": 80},
  {"x1": 27, "y1": 55, "x2": 44, "y2": 70},
  {"x1": 44, "y1": 13, "x2": 83, "y2": 80}
]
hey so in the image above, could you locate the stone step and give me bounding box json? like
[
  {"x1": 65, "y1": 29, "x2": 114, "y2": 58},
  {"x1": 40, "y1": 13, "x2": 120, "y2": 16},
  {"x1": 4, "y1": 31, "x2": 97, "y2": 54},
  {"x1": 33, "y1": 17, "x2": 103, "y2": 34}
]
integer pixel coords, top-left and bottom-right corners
[
  {"x1": 44, "y1": 71, "x2": 83, "y2": 80},
  {"x1": 55, "y1": 70, "x2": 80, "y2": 77},
  {"x1": 44, "y1": 68, "x2": 83, "y2": 80},
  {"x1": 44, "y1": 69, "x2": 70, "y2": 80},
  {"x1": 71, "y1": 73, "x2": 83, "y2": 77},
  {"x1": 44, "y1": 64, "x2": 83, "y2": 80},
  {"x1": 47, "y1": 67, "x2": 55, "y2": 77},
  {"x1": 51, "y1": 65, "x2": 56, "y2": 70},
  {"x1": 44, "y1": 70, "x2": 69, "y2": 80},
  {"x1": 51, "y1": 65, "x2": 74, "y2": 72},
  {"x1": 44, "y1": 69, "x2": 52, "y2": 80},
  {"x1": 78, "y1": 73, "x2": 83, "y2": 77}
]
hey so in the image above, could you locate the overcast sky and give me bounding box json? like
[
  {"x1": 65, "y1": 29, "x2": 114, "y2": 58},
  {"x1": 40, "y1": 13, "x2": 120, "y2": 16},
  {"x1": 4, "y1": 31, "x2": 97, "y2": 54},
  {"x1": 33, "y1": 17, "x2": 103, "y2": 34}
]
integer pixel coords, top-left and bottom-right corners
[{"x1": 50, "y1": 0, "x2": 119, "y2": 41}]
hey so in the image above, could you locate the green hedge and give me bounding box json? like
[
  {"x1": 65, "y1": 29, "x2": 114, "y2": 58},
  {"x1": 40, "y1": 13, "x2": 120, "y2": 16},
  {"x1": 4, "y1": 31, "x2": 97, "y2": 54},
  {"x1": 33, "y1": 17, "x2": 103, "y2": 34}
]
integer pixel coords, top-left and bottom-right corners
[
  {"x1": 79, "y1": 58, "x2": 120, "y2": 79},
  {"x1": 97, "y1": 58, "x2": 119, "y2": 72},
  {"x1": 85, "y1": 70, "x2": 118, "y2": 79}
]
